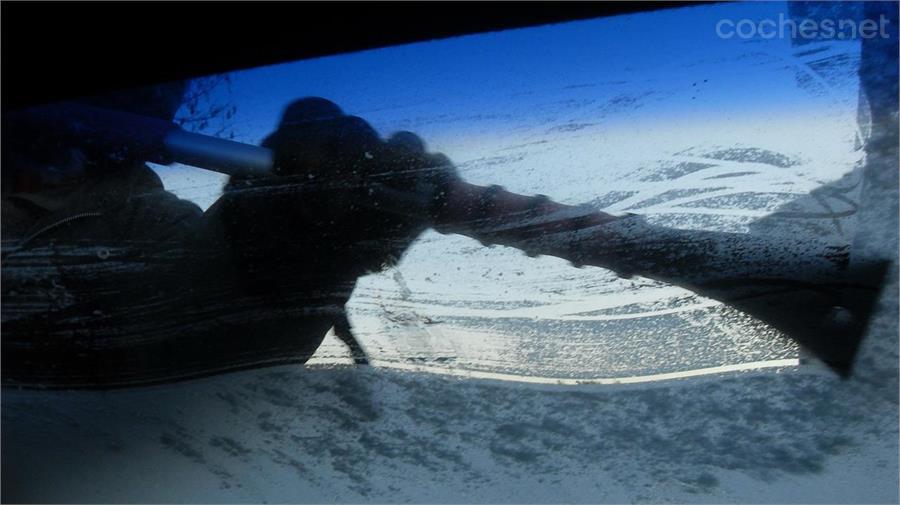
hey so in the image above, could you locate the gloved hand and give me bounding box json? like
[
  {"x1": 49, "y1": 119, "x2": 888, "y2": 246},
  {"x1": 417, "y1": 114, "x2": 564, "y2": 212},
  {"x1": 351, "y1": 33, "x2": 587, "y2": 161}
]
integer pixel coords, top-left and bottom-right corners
[
  {"x1": 258, "y1": 97, "x2": 458, "y2": 231},
  {"x1": 215, "y1": 97, "x2": 460, "y2": 295}
]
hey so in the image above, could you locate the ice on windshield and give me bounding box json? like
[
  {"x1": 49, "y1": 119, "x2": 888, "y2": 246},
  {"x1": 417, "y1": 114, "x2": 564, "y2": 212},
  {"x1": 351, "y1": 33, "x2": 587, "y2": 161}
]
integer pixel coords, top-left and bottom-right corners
[{"x1": 152, "y1": 2, "x2": 869, "y2": 381}]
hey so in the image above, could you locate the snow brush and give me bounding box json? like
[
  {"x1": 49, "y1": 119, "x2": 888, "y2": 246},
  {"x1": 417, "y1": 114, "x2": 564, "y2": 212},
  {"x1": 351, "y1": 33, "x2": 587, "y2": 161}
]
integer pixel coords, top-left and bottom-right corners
[{"x1": 8, "y1": 102, "x2": 890, "y2": 378}]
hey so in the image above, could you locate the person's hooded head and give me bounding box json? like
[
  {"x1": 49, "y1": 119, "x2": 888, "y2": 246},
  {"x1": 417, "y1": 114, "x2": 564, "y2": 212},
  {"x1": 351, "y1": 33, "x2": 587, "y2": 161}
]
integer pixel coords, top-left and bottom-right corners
[{"x1": 3, "y1": 81, "x2": 188, "y2": 191}]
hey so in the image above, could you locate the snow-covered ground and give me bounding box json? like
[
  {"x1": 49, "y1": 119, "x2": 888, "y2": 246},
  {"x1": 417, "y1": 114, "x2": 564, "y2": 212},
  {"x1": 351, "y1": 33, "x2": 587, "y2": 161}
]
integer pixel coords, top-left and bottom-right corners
[{"x1": 3, "y1": 1, "x2": 897, "y2": 502}]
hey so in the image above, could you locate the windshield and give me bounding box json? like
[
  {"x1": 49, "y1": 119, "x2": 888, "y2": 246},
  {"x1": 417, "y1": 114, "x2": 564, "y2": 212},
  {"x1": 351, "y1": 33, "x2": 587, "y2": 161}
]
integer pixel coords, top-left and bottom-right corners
[{"x1": 152, "y1": 1, "x2": 869, "y2": 382}]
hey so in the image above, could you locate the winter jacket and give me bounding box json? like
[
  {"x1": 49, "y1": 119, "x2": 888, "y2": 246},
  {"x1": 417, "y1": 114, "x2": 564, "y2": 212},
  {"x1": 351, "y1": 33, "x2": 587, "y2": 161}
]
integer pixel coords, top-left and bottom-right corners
[{"x1": 1, "y1": 164, "x2": 342, "y2": 388}]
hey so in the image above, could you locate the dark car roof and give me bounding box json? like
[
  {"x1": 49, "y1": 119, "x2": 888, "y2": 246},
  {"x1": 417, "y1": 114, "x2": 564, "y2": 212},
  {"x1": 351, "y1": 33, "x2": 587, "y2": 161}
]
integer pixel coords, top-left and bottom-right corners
[{"x1": 1, "y1": 2, "x2": 710, "y2": 111}]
